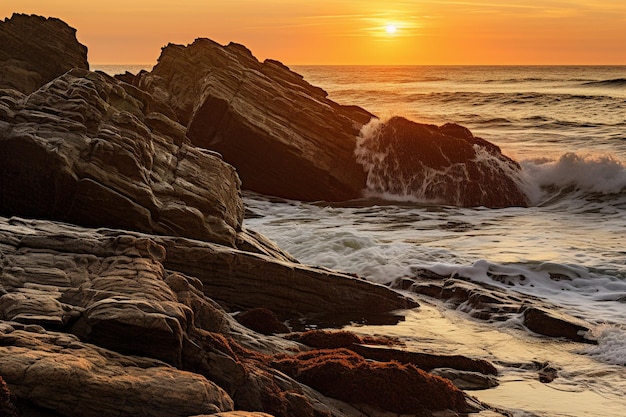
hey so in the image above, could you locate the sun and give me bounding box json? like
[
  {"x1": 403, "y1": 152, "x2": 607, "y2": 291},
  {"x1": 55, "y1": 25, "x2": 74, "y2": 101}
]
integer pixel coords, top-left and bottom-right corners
[{"x1": 385, "y1": 24, "x2": 398, "y2": 35}]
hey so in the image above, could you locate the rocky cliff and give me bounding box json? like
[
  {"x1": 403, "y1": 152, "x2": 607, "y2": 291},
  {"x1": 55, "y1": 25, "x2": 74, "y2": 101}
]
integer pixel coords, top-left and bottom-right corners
[
  {"x1": 137, "y1": 39, "x2": 372, "y2": 202},
  {"x1": 0, "y1": 14, "x2": 89, "y2": 94}
]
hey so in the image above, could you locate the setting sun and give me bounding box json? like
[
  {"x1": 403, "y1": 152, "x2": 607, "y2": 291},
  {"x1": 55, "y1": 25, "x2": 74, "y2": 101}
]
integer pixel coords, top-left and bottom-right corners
[
  {"x1": 1, "y1": 1, "x2": 625, "y2": 65},
  {"x1": 385, "y1": 24, "x2": 397, "y2": 35}
]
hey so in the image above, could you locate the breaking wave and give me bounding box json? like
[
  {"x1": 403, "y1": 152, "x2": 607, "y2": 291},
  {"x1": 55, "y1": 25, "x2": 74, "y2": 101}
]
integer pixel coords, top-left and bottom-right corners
[{"x1": 521, "y1": 153, "x2": 626, "y2": 206}]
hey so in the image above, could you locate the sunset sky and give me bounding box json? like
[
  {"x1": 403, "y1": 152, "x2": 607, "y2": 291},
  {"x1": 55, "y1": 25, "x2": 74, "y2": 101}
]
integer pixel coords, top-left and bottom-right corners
[{"x1": 2, "y1": 1, "x2": 625, "y2": 65}]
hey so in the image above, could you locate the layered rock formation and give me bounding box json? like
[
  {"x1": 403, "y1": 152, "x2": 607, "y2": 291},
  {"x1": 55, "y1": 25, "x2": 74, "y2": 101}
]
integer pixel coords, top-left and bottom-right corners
[
  {"x1": 0, "y1": 215, "x2": 423, "y2": 416},
  {"x1": 0, "y1": 13, "x2": 89, "y2": 94},
  {"x1": 0, "y1": 69, "x2": 243, "y2": 247},
  {"x1": 356, "y1": 117, "x2": 529, "y2": 207},
  {"x1": 136, "y1": 40, "x2": 372, "y2": 202}
]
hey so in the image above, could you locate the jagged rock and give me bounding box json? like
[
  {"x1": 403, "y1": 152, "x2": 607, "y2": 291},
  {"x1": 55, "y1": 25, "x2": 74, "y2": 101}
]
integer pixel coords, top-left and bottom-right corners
[
  {"x1": 0, "y1": 14, "x2": 89, "y2": 94},
  {"x1": 0, "y1": 215, "x2": 419, "y2": 416},
  {"x1": 0, "y1": 325, "x2": 234, "y2": 417},
  {"x1": 0, "y1": 69, "x2": 244, "y2": 247},
  {"x1": 0, "y1": 216, "x2": 415, "y2": 334},
  {"x1": 137, "y1": 39, "x2": 372, "y2": 202},
  {"x1": 355, "y1": 117, "x2": 529, "y2": 207}
]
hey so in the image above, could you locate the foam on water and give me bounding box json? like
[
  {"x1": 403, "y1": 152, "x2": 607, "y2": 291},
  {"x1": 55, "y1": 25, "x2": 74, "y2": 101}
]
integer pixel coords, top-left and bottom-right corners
[
  {"x1": 582, "y1": 324, "x2": 626, "y2": 366},
  {"x1": 521, "y1": 152, "x2": 626, "y2": 205}
]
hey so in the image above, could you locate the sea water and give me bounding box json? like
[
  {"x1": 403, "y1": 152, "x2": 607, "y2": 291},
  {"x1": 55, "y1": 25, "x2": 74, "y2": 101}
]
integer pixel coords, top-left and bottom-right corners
[
  {"x1": 242, "y1": 66, "x2": 626, "y2": 416},
  {"x1": 98, "y1": 64, "x2": 626, "y2": 416}
]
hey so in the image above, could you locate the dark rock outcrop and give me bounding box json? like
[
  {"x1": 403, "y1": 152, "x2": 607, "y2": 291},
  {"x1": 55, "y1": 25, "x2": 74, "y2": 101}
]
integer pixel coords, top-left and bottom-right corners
[
  {"x1": 235, "y1": 308, "x2": 290, "y2": 335},
  {"x1": 0, "y1": 14, "x2": 89, "y2": 94},
  {"x1": 523, "y1": 307, "x2": 592, "y2": 344},
  {"x1": 134, "y1": 39, "x2": 528, "y2": 208},
  {"x1": 137, "y1": 39, "x2": 372, "y2": 202},
  {"x1": 356, "y1": 116, "x2": 529, "y2": 207}
]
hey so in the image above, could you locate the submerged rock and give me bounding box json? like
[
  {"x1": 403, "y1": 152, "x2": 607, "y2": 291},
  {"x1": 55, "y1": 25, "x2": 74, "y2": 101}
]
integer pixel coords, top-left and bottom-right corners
[
  {"x1": 138, "y1": 39, "x2": 372, "y2": 202},
  {"x1": 0, "y1": 13, "x2": 89, "y2": 94},
  {"x1": 356, "y1": 117, "x2": 529, "y2": 207},
  {"x1": 395, "y1": 271, "x2": 596, "y2": 344}
]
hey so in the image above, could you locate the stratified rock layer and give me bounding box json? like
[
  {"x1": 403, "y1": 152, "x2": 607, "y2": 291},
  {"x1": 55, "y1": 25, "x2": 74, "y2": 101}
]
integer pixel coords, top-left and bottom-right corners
[
  {"x1": 0, "y1": 215, "x2": 419, "y2": 417},
  {"x1": 0, "y1": 69, "x2": 244, "y2": 247},
  {"x1": 356, "y1": 117, "x2": 529, "y2": 207},
  {"x1": 0, "y1": 14, "x2": 89, "y2": 94},
  {"x1": 138, "y1": 39, "x2": 372, "y2": 202}
]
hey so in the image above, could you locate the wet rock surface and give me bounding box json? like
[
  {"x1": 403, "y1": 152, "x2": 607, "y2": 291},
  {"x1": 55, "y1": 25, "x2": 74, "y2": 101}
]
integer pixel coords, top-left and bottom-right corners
[
  {"x1": 356, "y1": 117, "x2": 529, "y2": 208},
  {"x1": 394, "y1": 270, "x2": 596, "y2": 344}
]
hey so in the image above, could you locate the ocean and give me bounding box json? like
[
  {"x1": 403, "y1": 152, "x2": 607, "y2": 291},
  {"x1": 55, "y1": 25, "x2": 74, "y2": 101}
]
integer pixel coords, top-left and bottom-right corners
[{"x1": 96, "y1": 64, "x2": 626, "y2": 416}]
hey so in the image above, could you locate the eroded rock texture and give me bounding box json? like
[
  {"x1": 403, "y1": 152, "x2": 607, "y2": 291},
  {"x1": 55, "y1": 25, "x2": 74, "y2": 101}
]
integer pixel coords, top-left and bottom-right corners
[
  {"x1": 137, "y1": 39, "x2": 372, "y2": 202},
  {"x1": 0, "y1": 69, "x2": 244, "y2": 246},
  {"x1": 0, "y1": 13, "x2": 89, "y2": 94},
  {"x1": 0, "y1": 216, "x2": 425, "y2": 416}
]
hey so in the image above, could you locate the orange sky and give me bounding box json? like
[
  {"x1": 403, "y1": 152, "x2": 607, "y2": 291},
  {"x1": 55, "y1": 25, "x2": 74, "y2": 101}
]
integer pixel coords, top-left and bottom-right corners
[{"x1": 2, "y1": 1, "x2": 625, "y2": 65}]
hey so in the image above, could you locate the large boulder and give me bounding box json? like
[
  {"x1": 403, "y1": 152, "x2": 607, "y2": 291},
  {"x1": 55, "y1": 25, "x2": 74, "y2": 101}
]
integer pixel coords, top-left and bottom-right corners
[
  {"x1": 138, "y1": 39, "x2": 372, "y2": 202},
  {"x1": 0, "y1": 14, "x2": 89, "y2": 94},
  {"x1": 0, "y1": 325, "x2": 234, "y2": 417},
  {"x1": 0, "y1": 69, "x2": 244, "y2": 247},
  {"x1": 356, "y1": 117, "x2": 529, "y2": 207}
]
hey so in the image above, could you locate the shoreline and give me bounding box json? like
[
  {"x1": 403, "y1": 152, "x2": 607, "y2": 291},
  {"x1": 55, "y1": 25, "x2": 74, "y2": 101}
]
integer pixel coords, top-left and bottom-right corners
[{"x1": 345, "y1": 300, "x2": 626, "y2": 417}]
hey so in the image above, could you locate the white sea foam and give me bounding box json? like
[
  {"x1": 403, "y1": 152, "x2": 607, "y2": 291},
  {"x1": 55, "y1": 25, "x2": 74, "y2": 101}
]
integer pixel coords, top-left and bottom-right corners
[
  {"x1": 521, "y1": 152, "x2": 626, "y2": 205},
  {"x1": 582, "y1": 324, "x2": 626, "y2": 366}
]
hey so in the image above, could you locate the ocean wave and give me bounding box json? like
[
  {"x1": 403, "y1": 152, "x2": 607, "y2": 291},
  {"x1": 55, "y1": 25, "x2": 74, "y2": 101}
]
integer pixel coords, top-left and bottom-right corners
[
  {"x1": 521, "y1": 153, "x2": 626, "y2": 205},
  {"x1": 581, "y1": 78, "x2": 626, "y2": 88},
  {"x1": 406, "y1": 91, "x2": 616, "y2": 109}
]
